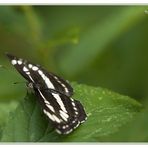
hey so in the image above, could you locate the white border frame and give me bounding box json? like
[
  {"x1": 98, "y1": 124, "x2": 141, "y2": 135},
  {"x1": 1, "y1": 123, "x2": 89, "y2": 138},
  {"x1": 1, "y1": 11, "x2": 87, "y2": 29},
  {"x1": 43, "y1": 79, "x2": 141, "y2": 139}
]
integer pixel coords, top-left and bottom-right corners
[{"x1": 0, "y1": 0, "x2": 148, "y2": 5}]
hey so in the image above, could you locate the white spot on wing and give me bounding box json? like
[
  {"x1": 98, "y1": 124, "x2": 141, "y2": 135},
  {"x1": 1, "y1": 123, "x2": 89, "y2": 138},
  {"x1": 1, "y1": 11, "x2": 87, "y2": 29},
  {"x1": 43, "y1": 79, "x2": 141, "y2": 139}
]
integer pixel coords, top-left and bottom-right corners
[
  {"x1": 60, "y1": 110, "x2": 69, "y2": 118},
  {"x1": 80, "y1": 117, "x2": 87, "y2": 123},
  {"x1": 65, "y1": 129, "x2": 73, "y2": 134},
  {"x1": 32, "y1": 66, "x2": 38, "y2": 71},
  {"x1": 62, "y1": 125, "x2": 66, "y2": 129},
  {"x1": 17, "y1": 60, "x2": 22, "y2": 65},
  {"x1": 38, "y1": 89, "x2": 47, "y2": 102},
  {"x1": 11, "y1": 60, "x2": 17, "y2": 65},
  {"x1": 38, "y1": 70, "x2": 43, "y2": 75},
  {"x1": 59, "y1": 110, "x2": 68, "y2": 121},
  {"x1": 23, "y1": 66, "x2": 34, "y2": 82},
  {"x1": 38, "y1": 70, "x2": 55, "y2": 89},
  {"x1": 56, "y1": 129, "x2": 62, "y2": 134},
  {"x1": 44, "y1": 100, "x2": 50, "y2": 105},
  {"x1": 46, "y1": 104, "x2": 55, "y2": 113},
  {"x1": 28, "y1": 75, "x2": 34, "y2": 82},
  {"x1": 61, "y1": 84, "x2": 69, "y2": 93},
  {"x1": 72, "y1": 120, "x2": 76, "y2": 124},
  {"x1": 52, "y1": 114, "x2": 61, "y2": 123},
  {"x1": 26, "y1": 71, "x2": 30, "y2": 75},
  {"x1": 54, "y1": 76, "x2": 58, "y2": 80},
  {"x1": 57, "y1": 122, "x2": 79, "y2": 134},
  {"x1": 23, "y1": 66, "x2": 29, "y2": 72},
  {"x1": 28, "y1": 64, "x2": 33, "y2": 69},
  {"x1": 45, "y1": 76, "x2": 55, "y2": 89},
  {"x1": 74, "y1": 121, "x2": 80, "y2": 129},
  {"x1": 61, "y1": 84, "x2": 66, "y2": 87},
  {"x1": 52, "y1": 93, "x2": 67, "y2": 113},
  {"x1": 53, "y1": 76, "x2": 69, "y2": 93},
  {"x1": 43, "y1": 109, "x2": 55, "y2": 122},
  {"x1": 38, "y1": 89, "x2": 55, "y2": 113},
  {"x1": 73, "y1": 107, "x2": 77, "y2": 111},
  {"x1": 65, "y1": 88, "x2": 69, "y2": 93},
  {"x1": 75, "y1": 111, "x2": 78, "y2": 115},
  {"x1": 71, "y1": 98, "x2": 74, "y2": 101},
  {"x1": 72, "y1": 102, "x2": 75, "y2": 107}
]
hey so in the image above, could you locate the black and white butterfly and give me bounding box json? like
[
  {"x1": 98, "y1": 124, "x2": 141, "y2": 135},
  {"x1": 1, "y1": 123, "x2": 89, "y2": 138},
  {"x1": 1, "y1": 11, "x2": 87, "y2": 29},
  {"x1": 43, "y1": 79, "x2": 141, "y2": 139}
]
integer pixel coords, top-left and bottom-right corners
[{"x1": 6, "y1": 53, "x2": 87, "y2": 134}]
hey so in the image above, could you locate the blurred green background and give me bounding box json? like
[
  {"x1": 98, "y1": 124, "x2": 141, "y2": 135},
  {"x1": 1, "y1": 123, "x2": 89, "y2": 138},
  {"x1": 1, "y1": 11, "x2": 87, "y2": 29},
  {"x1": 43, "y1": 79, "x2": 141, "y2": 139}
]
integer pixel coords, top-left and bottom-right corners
[{"x1": 0, "y1": 6, "x2": 148, "y2": 142}]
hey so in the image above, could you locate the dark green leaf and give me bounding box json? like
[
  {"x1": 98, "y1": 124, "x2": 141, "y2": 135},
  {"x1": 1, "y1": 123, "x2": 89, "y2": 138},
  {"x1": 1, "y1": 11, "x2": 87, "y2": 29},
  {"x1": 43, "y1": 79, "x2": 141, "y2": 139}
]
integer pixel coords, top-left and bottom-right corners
[
  {"x1": 1, "y1": 83, "x2": 142, "y2": 142},
  {"x1": 98, "y1": 98, "x2": 148, "y2": 142}
]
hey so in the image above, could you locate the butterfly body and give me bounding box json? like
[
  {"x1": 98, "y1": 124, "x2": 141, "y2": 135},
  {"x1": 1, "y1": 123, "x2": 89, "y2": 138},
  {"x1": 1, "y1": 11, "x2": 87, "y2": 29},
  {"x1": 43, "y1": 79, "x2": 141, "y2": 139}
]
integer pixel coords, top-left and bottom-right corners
[{"x1": 6, "y1": 53, "x2": 87, "y2": 134}]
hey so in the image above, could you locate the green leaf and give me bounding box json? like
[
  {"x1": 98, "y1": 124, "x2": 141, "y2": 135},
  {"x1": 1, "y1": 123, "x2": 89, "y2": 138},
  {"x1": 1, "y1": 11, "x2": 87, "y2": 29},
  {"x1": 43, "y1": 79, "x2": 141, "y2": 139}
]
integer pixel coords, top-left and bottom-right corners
[
  {"x1": 0, "y1": 67, "x2": 26, "y2": 102},
  {"x1": 97, "y1": 98, "x2": 148, "y2": 142},
  {"x1": 0, "y1": 101, "x2": 18, "y2": 126},
  {"x1": 1, "y1": 82, "x2": 142, "y2": 142},
  {"x1": 59, "y1": 6, "x2": 147, "y2": 78},
  {"x1": 0, "y1": 101, "x2": 18, "y2": 139}
]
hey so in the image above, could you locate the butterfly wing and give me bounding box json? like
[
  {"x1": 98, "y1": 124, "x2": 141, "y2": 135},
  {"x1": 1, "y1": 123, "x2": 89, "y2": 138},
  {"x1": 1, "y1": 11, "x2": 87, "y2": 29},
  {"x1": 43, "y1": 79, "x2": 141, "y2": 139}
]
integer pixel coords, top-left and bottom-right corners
[
  {"x1": 33, "y1": 87, "x2": 87, "y2": 134},
  {"x1": 43, "y1": 70, "x2": 73, "y2": 97},
  {"x1": 6, "y1": 53, "x2": 87, "y2": 134},
  {"x1": 6, "y1": 53, "x2": 34, "y2": 82},
  {"x1": 6, "y1": 53, "x2": 73, "y2": 96}
]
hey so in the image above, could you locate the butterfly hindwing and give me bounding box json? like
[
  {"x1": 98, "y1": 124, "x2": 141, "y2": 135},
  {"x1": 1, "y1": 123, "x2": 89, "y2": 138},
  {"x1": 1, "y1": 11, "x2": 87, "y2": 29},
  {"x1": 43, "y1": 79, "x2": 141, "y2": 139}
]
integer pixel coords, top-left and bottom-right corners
[{"x1": 33, "y1": 87, "x2": 87, "y2": 134}]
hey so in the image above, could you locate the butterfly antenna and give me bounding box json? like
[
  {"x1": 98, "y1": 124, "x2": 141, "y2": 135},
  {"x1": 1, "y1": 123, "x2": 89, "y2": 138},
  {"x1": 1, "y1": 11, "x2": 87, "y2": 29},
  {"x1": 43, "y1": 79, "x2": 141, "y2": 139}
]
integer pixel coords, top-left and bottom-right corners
[{"x1": 13, "y1": 81, "x2": 26, "y2": 85}]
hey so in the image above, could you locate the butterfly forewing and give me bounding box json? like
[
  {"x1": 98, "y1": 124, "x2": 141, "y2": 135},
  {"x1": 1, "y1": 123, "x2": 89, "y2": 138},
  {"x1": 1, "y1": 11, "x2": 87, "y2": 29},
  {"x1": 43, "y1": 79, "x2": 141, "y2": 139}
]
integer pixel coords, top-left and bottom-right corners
[
  {"x1": 6, "y1": 53, "x2": 87, "y2": 134},
  {"x1": 41, "y1": 69, "x2": 73, "y2": 97},
  {"x1": 6, "y1": 53, "x2": 32, "y2": 82},
  {"x1": 6, "y1": 53, "x2": 73, "y2": 96}
]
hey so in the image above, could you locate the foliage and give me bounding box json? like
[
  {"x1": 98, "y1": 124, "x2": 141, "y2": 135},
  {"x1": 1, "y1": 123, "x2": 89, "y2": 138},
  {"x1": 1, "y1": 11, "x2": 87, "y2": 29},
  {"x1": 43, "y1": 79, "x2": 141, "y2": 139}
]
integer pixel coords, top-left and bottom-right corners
[
  {"x1": 0, "y1": 6, "x2": 148, "y2": 142},
  {"x1": 1, "y1": 83, "x2": 142, "y2": 142}
]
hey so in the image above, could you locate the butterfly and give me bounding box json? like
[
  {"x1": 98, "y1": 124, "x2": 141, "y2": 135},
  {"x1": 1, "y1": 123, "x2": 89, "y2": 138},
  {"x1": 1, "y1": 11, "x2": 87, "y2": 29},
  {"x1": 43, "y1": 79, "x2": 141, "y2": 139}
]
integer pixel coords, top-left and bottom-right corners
[{"x1": 6, "y1": 53, "x2": 87, "y2": 134}]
